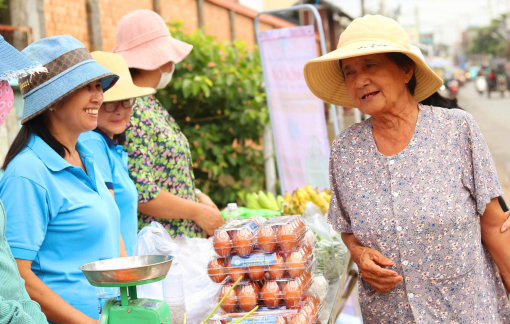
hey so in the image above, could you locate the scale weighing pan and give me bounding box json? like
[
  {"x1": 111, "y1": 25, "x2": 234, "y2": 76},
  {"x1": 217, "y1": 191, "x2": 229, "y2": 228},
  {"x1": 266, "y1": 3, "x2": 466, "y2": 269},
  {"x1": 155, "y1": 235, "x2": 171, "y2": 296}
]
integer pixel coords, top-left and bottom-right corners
[{"x1": 80, "y1": 255, "x2": 174, "y2": 285}]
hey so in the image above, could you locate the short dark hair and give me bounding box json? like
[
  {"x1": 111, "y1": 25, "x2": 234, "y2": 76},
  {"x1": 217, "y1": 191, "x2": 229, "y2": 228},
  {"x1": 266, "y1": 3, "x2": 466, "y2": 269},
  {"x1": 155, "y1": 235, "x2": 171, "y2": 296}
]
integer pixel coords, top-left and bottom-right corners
[
  {"x1": 338, "y1": 52, "x2": 417, "y2": 95},
  {"x1": 129, "y1": 68, "x2": 140, "y2": 77}
]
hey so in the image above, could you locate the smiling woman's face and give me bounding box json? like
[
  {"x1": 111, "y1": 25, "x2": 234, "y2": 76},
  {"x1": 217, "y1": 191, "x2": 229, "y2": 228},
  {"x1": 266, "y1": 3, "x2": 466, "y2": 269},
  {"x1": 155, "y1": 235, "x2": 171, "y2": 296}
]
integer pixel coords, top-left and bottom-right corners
[{"x1": 341, "y1": 53, "x2": 413, "y2": 116}]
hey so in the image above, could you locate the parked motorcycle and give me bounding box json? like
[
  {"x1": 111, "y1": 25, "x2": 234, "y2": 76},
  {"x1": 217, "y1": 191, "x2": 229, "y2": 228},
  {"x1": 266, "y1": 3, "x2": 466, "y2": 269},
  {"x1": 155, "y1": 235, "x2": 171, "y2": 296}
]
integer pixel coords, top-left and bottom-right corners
[
  {"x1": 497, "y1": 75, "x2": 507, "y2": 97},
  {"x1": 474, "y1": 76, "x2": 487, "y2": 95}
]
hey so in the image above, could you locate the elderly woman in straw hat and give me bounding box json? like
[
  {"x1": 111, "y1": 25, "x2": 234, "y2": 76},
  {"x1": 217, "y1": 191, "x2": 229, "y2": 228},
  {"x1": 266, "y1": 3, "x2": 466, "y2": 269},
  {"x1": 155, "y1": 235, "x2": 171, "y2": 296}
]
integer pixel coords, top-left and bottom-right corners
[
  {"x1": 80, "y1": 51, "x2": 155, "y2": 256},
  {"x1": 0, "y1": 34, "x2": 48, "y2": 324},
  {"x1": 304, "y1": 15, "x2": 510, "y2": 322},
  {"x1": 112, "y1": 9, "x2": 224, "y2": 239},
  {"x1": 0, "y1": 35, "x2": 120, "y2": 324}
]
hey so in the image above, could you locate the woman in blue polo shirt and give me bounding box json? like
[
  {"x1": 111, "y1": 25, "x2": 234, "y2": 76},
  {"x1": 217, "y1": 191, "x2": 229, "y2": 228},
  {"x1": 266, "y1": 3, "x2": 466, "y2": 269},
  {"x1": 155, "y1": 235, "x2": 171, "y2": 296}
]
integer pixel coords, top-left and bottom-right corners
[
  {"x1": 80, "y1": 51, "x2": 155, "y2": 256},
  {"x1": 0, "y1": 36, "x2": 120, "y2": 324}
]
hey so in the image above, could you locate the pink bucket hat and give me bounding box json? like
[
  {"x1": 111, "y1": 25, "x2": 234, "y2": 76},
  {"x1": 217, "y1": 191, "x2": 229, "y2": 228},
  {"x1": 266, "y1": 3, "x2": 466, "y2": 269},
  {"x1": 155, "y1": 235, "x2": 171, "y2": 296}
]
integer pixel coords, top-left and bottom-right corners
[{"x1": 112, "y1": 9, "x2": 193, "y2": 70}]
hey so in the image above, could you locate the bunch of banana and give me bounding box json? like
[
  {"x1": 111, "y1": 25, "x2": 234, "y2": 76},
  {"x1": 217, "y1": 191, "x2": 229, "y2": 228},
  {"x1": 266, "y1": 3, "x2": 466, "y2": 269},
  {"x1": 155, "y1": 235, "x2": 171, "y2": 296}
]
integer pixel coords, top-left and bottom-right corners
[
  {"x1": 287, "y1": 184, "x2": 332, "y2": 215},
  {"x1": 245, "y1": 191, "x2": 287, "y2": 212}
]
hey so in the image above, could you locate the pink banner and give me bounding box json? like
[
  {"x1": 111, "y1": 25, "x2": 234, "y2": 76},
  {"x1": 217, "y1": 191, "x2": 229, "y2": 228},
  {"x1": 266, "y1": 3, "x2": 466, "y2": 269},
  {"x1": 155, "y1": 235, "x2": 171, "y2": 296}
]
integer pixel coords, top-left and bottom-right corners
[{"x1": 259, "y1": 25, "x2": 330, "y2": 192}]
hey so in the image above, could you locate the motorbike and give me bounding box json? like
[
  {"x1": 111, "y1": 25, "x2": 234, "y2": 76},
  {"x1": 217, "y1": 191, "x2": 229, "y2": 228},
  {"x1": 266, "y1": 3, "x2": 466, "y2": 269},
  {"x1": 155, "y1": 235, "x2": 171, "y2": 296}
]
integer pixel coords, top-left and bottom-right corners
[
  {"x1": 474, "y1": 76, "x2": 487, "y2": 95},
  {"x1": 497, "y1": 75, "x2": 507, "y2": 97},
  {"x1": 447, "y1": 79, "x2": 459, "y2": 97}
]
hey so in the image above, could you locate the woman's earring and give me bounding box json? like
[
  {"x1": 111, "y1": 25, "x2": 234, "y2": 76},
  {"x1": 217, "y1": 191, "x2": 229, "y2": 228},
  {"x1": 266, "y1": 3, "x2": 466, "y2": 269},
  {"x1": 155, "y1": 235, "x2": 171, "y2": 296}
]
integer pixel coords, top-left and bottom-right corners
[{"x1": 49, "y1": 107, "x2": 54, "y2": 111}]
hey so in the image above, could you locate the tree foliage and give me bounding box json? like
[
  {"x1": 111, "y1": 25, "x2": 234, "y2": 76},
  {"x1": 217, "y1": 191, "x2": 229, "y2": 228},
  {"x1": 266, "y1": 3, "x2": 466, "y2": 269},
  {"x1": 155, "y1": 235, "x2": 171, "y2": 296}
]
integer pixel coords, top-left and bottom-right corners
[
  {"x1": 156, "y1": 21, "x2": 269, "y2": 208},
  {"x1": 468, "y1": 17, "x2": 508, "y2": 57}
]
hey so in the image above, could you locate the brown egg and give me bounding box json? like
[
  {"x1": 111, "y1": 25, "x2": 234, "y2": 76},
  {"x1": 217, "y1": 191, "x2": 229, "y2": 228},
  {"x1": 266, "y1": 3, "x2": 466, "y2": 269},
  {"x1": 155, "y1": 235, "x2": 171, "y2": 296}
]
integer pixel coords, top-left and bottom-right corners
[
  {"x1": 238, "y1": 284, "x2": 258, "y2": 312},
  {"x1": 300, "y1": 270, "x2": 312, "y2": 291},
  {"x1": 233, "y1": 229, "x2": 254, "y2": 256},
  {"x1": 286, "y1": 251, "x2": 306, "y2": 278},
  {"x1": 283, "y1": 280, "x2": 302, "y2": 307},
  {"x1": 257, "y1": 225, "x2": 277, "y2": 253},
  {"x1": 208, "y1": 258, "x2": 226, "y2": 283},
  {"x1": 261, "y1": 281, "x2": 281, "y2": 308},
  {"x1": 214, "y1": 231, "x2": 232, "y2": 257},
  {"x1": 298, "y1": 244, "x2": 313, "y2": 261},
  {"x1": 289, "y1": 314, "x2": 308, "y2": 324},
  {"x1": 277, "y1": 224, "x2": 298, "y2": 251},
  {"x1": 292, "y1": 218, "x2": 306, "y2": 238},
  {"x1": 247, "y1": 265, "x2": 265, "y2": 280},
  {"x1": 276, "y1": 316, "x2": 286, "y2": 324},
  {"x1": 219, "y1": 285, "x2": 237, "y2": 313},
  {"x1": 300, "y1": 300, "x2": 319, "y2": 319},
  {"x1": 249, "y1": 281, "x2": 261, "y2": 296},
  {"x1": 268, "y1": 254, "x2": 285, "y2": 279},
  {"x1": 208, "y1": 321, "x2": 222, "y2": 324},
  {"x1": 226, "y1": 258, "x2": 246, "y2": 282},
  {"x1": 304, "y1": 294, "x2": 320, "y2": 308}
]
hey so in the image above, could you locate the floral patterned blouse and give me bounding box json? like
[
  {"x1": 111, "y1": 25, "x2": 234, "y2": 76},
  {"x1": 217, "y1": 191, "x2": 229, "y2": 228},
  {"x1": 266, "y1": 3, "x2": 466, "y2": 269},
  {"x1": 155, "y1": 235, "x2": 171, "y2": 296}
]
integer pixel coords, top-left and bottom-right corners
[
  {"x1": 329, "y1": 105, "x2": 510, "y2": 323},
  {"x1": 124, "y1": 96, "x2": 205, "y2": 238}
]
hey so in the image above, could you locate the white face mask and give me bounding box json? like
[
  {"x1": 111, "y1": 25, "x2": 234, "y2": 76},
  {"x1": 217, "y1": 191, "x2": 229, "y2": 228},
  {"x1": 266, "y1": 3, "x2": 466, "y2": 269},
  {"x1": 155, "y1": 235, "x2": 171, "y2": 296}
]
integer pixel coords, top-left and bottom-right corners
[{"x1": 156, "y1": 64, "x2": 175, "y2": 89}]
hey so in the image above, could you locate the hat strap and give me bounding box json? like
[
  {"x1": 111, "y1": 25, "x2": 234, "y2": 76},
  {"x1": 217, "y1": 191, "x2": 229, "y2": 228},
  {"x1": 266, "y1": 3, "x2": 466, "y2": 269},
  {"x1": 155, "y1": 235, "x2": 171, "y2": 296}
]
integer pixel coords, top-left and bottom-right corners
[
  {"x1": 19, "y1": 48, "x2": 92, "y2": 96},
  {"x1": 113, "y1": 29, "x2": 169, "y2": 53}
]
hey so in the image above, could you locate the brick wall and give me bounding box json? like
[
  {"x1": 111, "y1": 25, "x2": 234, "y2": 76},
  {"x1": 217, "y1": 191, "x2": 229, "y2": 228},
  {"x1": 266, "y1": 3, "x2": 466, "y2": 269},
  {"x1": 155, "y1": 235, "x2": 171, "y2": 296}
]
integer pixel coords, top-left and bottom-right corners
[
  {"x1": 44, "y1": 0, "x2": 89, "y2": 48},
  {"x1": 160, "y1": 0, "x2": 199, "y2": 36},
  {"x1": 203, "y1": 1, "x2": 231, "y2": 42},
  {"x1": 41, "y1": 0, "x2": 298, "y2": 52},
  {"x1": 98, "y1": 0, "x2": 153, "y2": 52}
]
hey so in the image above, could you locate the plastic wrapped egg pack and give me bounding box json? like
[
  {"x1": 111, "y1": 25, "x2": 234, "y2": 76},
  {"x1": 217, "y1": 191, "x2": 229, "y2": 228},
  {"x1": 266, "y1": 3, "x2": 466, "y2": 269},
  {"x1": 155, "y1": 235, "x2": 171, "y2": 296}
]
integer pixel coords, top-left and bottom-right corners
[
  {"x1": 207, "y1": 250, "x2": 316, "y2": 284},
  {"x1": 216, "y1": 270, "x2": 315, "y2": 313},
  {"x1": 213, "y1": 216, "x2": 309, "y2": 258},
  {"x1": 211, "y1": 290, "x2": 323, "y2": 323}
]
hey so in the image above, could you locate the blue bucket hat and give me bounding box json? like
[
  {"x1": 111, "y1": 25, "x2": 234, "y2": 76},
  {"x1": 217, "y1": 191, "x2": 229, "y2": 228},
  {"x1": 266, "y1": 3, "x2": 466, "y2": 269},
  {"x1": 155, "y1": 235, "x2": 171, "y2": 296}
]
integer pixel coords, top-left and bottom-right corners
[
  {"x1": 19, "y1": 35, "x2": 119, "y2": 124},
  {"x1": 0, "y1": 34, "x2": 47, "y2": 81}
]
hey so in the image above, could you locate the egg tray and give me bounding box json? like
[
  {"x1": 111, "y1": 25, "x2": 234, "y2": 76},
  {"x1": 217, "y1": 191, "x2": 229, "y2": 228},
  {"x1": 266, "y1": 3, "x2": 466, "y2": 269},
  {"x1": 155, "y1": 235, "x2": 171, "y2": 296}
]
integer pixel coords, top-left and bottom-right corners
[
  {"x1": 208, "y1": 253, "x2": 317, "y2": 284},
  {"x1": 213, "y1": 216, "x2": 308, "y2": 258},
  {"x1": 217, "y1": 274, "x2": 316, "y2": 314},
  {"x1": 208, "y1": 309, "x2": 317, "y2": 324}
]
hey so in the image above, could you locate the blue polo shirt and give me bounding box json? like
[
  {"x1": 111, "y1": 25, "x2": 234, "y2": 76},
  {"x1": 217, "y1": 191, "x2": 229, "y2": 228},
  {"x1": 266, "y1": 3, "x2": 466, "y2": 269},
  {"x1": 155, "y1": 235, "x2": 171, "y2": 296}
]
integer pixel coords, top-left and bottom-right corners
[
  {"x1": 80, "y1": 130, "x2": 138, "y2": 256},
  {"x1": 0, "y1": 134, "x2": 120, "y2": 322}
]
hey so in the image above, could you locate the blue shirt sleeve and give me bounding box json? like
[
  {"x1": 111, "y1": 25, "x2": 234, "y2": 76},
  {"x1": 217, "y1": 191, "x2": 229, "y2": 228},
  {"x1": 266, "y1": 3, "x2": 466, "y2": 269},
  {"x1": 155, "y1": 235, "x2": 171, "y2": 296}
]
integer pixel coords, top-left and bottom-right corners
[
  {"x1": 1, "y1": 176, "x2": 49, "y2": 261},
  {"x1": 81, "y1": 137, "x2": 114, "y2": 185}
]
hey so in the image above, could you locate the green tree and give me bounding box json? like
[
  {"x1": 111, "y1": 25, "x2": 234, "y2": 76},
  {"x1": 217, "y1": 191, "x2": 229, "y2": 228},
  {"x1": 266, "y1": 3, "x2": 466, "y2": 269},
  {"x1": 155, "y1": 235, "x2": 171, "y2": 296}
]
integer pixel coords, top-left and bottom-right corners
[
  {"x1": 469, "y1": 17, "x2": 508, "y2": 57},
  {"x1": 156, "y1": 21, "x2": 269, "y2": 208}
]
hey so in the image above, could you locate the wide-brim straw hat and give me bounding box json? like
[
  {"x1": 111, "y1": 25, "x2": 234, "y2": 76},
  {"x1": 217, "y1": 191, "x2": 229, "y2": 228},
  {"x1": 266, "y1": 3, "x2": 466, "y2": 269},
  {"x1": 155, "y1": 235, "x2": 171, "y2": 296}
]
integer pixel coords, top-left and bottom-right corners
[
  {"x1": 0, "y1": 35, "x2": 47, "y2": 81},
  {"x1": 19, "y1": 35, "x2": 119, "y2": 124},
  {"x1": 112, "y1": 9, "x2": 193, "y2": 70},
  {"x1": 303, "y1": 15, "x2": 443, "y2": 108},
  {"x1": 91, "y1": 51, "x2": 155, "y2": 102}
]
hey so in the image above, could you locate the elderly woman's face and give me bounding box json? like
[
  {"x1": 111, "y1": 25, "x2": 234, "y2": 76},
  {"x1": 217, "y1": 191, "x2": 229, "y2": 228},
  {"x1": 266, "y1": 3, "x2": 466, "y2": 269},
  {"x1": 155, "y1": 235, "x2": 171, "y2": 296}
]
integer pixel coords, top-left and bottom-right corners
[{"x1": 342, "y1": 53, "x2": 413, "y2": 115}]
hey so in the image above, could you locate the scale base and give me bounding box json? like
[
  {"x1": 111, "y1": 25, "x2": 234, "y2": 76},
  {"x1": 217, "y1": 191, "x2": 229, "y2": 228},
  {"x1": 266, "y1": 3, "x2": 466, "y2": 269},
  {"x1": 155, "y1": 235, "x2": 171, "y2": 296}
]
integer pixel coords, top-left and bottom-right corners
[{"x1": 101, "y1": 298, "x2": 171, "y2": 324}]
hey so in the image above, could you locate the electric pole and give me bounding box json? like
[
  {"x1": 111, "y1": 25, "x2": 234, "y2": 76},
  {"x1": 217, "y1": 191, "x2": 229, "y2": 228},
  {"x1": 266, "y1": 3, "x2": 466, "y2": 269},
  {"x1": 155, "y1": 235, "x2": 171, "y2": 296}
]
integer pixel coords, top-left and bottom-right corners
[{"x1": 361, "y1": 0, "x2": 365, "y2": 16}]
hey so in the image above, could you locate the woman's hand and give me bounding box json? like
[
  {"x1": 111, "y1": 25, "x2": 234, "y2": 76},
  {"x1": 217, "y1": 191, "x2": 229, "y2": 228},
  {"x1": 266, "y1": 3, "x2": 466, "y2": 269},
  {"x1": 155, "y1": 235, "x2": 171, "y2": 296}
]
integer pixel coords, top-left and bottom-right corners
[
  {"x1": 499, "y1": 211, "x2": 510, "y2": 232},
  {"x1": 197, "y1": 192, "x2": 220, "y2": 211},
  {"x1": 193, "y1": 205, "x2": 225, "y2": 236},
  {"x1": 354, "y1": 247, "x2": 403, "y2": 293},
  {"x1": 342, "y1": 233, "x2": 403, "y2": 293}
]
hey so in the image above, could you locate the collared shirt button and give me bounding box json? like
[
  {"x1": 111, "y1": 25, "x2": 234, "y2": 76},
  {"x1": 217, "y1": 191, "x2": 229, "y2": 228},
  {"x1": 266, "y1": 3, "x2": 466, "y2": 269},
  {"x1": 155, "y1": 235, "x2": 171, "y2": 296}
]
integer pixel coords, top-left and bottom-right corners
[
  {"x1": 389, "y1": 160, "x2": 395, "y2": 165},
  {"x1": 397, "y1": 226, "x2": 402, "y2": 231},
  {"x1": 392, "y1": 192, "x2": 399, "y2": 197},
  {"x1": 409, "y1": 293, "x2": 414, "y2": 299},
  {"x1": 403, "y1": 260, "x2": 409, "y2": 266}
]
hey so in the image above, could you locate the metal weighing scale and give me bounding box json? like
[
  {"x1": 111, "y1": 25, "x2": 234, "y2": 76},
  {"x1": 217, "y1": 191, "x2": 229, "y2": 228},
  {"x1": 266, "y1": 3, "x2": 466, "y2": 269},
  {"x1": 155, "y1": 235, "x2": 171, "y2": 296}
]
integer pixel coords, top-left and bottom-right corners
[{"x1": 80, "y1": 255, "x2": 174, "y2": 324}]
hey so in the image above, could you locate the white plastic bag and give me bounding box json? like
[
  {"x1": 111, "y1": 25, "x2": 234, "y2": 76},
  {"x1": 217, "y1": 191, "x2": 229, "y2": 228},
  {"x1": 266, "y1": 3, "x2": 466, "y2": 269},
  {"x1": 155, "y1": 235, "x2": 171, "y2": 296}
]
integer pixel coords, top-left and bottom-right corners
[
  {"x1": 134, "y1": 222, "x2": 222, "y2": 323},
  {"x1": 302, "y1": 202, "x2": 348, "y2": 281}
]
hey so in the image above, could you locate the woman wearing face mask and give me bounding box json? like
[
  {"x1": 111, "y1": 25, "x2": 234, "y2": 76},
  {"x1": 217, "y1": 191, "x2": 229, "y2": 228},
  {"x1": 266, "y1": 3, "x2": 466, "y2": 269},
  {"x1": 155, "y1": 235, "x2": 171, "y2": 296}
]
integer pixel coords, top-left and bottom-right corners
[
  {"x1": 0, "y1": 34, "x2": 48, "y2": 324},
  {"x1": 0, "y1": 36, "x2": 120, "y2": 324},
  {"x1": 80, "y1": 51, "x2": 155, "y2": 256},
  {"x1": 112, "y1": 9, "x2": 224, "y2": 238}
]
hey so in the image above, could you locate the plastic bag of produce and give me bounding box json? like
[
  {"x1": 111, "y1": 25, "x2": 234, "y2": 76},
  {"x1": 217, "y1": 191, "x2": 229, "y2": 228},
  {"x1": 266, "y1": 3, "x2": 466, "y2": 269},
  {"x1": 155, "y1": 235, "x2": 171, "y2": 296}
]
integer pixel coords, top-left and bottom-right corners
[
  {"x1": 134, "y1": 222, "x2": 222, "y2": 323},
  {"x1": 301, "y1": 202, "x2": 348, "y2": 281}
]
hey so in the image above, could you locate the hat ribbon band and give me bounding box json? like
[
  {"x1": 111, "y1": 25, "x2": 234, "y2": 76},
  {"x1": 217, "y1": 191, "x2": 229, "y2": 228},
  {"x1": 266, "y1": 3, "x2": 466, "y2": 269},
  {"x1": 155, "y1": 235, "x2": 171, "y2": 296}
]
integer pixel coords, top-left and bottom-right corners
[
  {"x1": 19, "y1": 48, "x2": 92, "y2": 96},
  {"x1": 113, "y1": 29, "x2": 169, "y2": 53}
]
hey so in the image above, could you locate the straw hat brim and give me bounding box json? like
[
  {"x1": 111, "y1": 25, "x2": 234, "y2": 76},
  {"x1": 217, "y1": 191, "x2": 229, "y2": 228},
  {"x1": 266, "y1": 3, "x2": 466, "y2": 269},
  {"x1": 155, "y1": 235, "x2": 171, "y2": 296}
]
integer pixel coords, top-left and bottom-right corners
[
  {"x1": 103, "y1": 83, "x2": 155, "y2": 102},
  {"x1": 303, "y1": 40, "x2": 444, "y2": 108}
]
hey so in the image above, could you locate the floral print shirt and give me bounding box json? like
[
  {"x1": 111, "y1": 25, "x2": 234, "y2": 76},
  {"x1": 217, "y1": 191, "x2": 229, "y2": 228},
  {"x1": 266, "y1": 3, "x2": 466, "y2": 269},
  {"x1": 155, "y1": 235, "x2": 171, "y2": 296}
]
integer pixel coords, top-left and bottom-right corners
[
  {"x1": 124, "y1": 96, "x2": 205, "y2": 238},
  {"x1": 328, "y1": 105, "x2": 510, "y2": 323}
]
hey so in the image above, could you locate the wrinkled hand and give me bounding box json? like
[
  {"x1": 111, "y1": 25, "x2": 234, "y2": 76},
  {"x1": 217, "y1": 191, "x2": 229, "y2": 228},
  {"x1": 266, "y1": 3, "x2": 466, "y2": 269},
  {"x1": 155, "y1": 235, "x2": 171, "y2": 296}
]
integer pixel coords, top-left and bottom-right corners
[
  {"x1": 499, "y1": 211, "x2": 510, "y2": 233},
  {"x1": 197, "y1": 192, "x2": 220, "y2": 211},
  {"x1": 353, "y1": 246, "x2": 403, "y2": 293},
  {"x1": 194, "y1": 206, "x2": 225, "y2": 236}
]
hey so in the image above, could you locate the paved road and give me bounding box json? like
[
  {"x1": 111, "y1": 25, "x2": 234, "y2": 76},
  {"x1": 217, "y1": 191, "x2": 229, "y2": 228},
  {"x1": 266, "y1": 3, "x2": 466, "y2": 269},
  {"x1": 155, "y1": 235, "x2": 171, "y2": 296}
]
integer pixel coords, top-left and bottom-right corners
[{"x1": 456, "y1": 84, "x2": 510, "y2": 203}]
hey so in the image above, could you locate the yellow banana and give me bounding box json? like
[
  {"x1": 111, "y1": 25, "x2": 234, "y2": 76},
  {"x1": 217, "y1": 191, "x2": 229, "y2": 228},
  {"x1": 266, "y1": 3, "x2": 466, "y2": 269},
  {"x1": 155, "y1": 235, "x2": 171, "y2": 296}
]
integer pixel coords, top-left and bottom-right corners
[
  {"x1": 297, "y1": 188, "x2": 310, "y2": 201},
  {"x1": 258, "y1": 191, "x2": 274, "y2": 210},
  {"x1": 320, "y1": 191, "x2": 331, "y2": 204},
  {"x1": 267, "y1": 192, "x2": 279, "y2": 211},
  {"x1": 276, "y1": 195, "x2": 284, "y2": 210},
  {"x1": 284, "y1": 192, "x2": 292, "y2": 204},
  {"x1": 246, "y1": 193, "x2": 262, "y2": 209}
]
